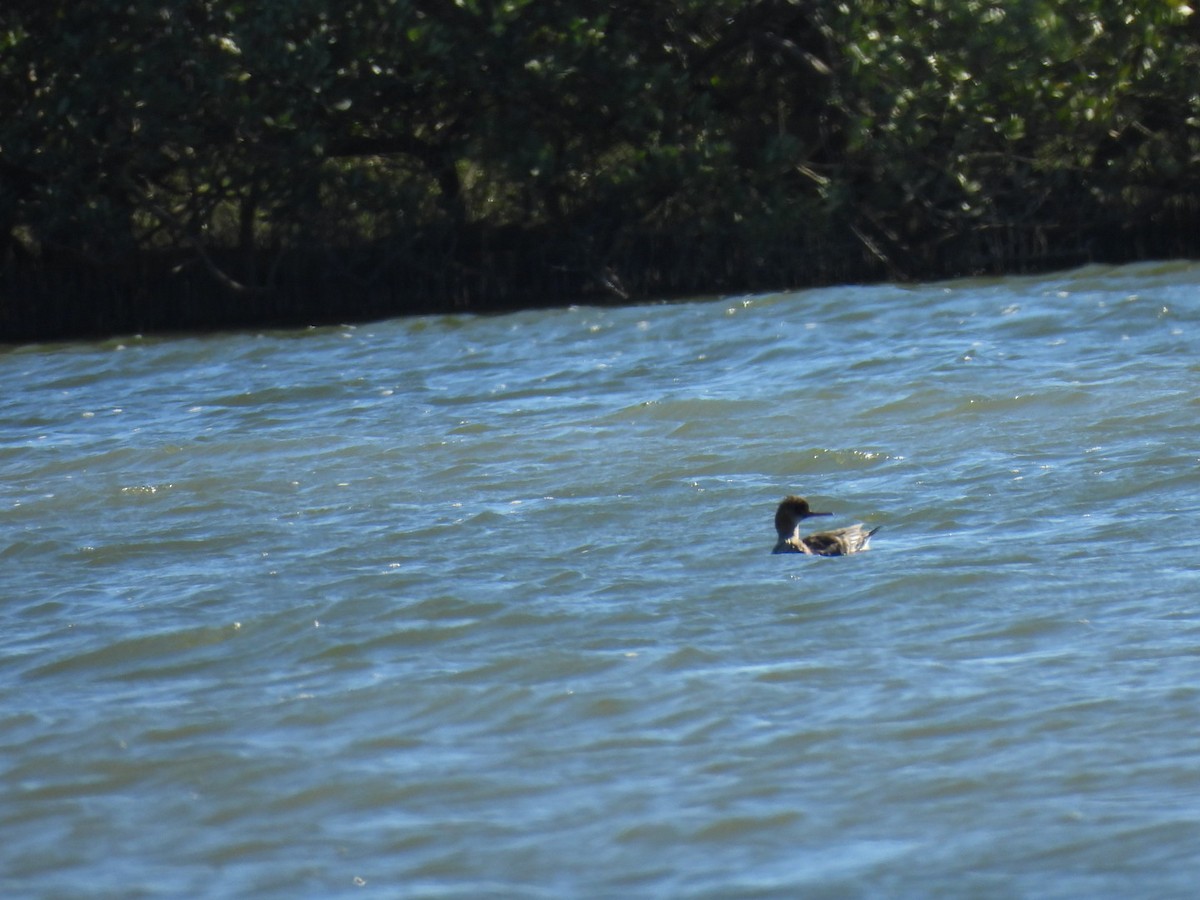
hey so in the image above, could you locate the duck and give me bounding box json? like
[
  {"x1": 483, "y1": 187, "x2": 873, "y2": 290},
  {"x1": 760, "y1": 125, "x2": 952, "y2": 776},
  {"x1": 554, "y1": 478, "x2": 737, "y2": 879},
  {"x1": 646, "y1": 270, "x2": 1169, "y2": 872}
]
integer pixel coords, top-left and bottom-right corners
[{"x1": 772, "y1": 495, "x2": 879, "y2": 556}]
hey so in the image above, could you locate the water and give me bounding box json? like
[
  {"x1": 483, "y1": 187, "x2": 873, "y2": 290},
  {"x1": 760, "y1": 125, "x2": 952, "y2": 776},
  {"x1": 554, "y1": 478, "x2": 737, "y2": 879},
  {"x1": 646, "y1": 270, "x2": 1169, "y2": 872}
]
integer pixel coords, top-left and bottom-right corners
[{"x1": 2, "y1": 261, "x2": 1198, "y2": 898}]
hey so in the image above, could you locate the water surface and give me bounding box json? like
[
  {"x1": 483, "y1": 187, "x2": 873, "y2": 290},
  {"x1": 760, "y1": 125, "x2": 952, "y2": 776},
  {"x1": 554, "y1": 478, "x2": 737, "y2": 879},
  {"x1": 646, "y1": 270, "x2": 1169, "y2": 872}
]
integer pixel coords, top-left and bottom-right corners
[{"x1": 2, "y1": 261, "x2": 1199, "y2": 897}]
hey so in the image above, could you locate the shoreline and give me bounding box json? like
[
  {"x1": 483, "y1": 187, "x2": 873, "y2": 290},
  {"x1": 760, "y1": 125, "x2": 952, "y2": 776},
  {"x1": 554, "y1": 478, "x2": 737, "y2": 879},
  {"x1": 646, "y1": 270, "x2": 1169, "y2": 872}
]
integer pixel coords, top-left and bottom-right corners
[{"x1": 3, "y1": 212, "x2": 1194, "y2": 345}]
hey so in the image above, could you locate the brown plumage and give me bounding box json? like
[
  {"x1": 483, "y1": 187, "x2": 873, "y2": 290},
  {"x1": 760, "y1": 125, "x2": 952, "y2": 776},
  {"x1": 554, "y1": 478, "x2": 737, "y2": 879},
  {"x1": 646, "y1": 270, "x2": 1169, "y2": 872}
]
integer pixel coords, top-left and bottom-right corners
[{"x1": 772, "y1": 495, "x2": 879, "y2": 556}]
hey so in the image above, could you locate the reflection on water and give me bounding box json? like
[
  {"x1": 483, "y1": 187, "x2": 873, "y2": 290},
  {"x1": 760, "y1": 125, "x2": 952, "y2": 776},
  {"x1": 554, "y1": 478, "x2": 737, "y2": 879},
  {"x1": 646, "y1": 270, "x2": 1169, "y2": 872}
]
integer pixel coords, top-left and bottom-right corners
[{"x1": 2, "y1": 262, "x2": 1199, "y2": 897}]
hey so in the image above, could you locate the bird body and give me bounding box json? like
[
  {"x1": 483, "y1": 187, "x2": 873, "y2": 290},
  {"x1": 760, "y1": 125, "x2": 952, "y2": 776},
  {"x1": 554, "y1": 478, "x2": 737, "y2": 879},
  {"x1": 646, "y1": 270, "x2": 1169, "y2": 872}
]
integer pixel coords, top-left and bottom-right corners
[{"x1": 772, "y1": 495, "x2": 879, "y2": 556}]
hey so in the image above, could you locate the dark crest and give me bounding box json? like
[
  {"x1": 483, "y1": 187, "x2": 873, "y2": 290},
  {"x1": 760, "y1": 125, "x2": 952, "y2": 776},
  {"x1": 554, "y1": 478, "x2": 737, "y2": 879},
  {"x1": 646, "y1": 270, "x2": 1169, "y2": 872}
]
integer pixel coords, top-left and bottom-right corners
[{"x1": 775, "y1": 495, "x2": 827, "y2": 535}]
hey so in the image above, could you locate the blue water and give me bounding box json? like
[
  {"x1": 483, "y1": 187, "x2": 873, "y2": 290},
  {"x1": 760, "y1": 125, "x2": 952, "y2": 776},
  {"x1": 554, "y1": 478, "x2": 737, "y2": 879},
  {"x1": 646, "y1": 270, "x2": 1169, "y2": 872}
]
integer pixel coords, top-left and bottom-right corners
[{"x1": 2, "y1": 261, "x2": 1199, "y2": 897}]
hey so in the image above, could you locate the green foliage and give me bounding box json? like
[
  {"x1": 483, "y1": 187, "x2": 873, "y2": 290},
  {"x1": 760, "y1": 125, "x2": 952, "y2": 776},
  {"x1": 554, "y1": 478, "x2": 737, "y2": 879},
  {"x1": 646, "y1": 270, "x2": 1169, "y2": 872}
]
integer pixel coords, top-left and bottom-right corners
[
  {"x1": 823, "y1": 0, "x2": 1199, "y2": 254},
  {"x1": 1, "y1": 0, "x2": 1196, "y2": 288}
]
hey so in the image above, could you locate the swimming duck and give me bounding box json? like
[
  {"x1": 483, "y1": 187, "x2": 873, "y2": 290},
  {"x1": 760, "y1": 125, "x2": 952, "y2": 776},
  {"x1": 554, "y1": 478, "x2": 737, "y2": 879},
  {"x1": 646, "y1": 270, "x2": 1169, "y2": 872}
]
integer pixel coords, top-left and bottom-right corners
[{"x1": 772, "y1": 495, "x2": 879, "y2": 556}]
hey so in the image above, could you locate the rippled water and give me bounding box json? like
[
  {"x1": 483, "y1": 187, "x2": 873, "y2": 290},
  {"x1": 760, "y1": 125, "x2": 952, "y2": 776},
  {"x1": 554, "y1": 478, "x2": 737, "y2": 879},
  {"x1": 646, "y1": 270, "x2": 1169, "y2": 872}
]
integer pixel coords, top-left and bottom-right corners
[{"x1": 3, "y1": 261, "x2": 1199, "y2": 897}]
